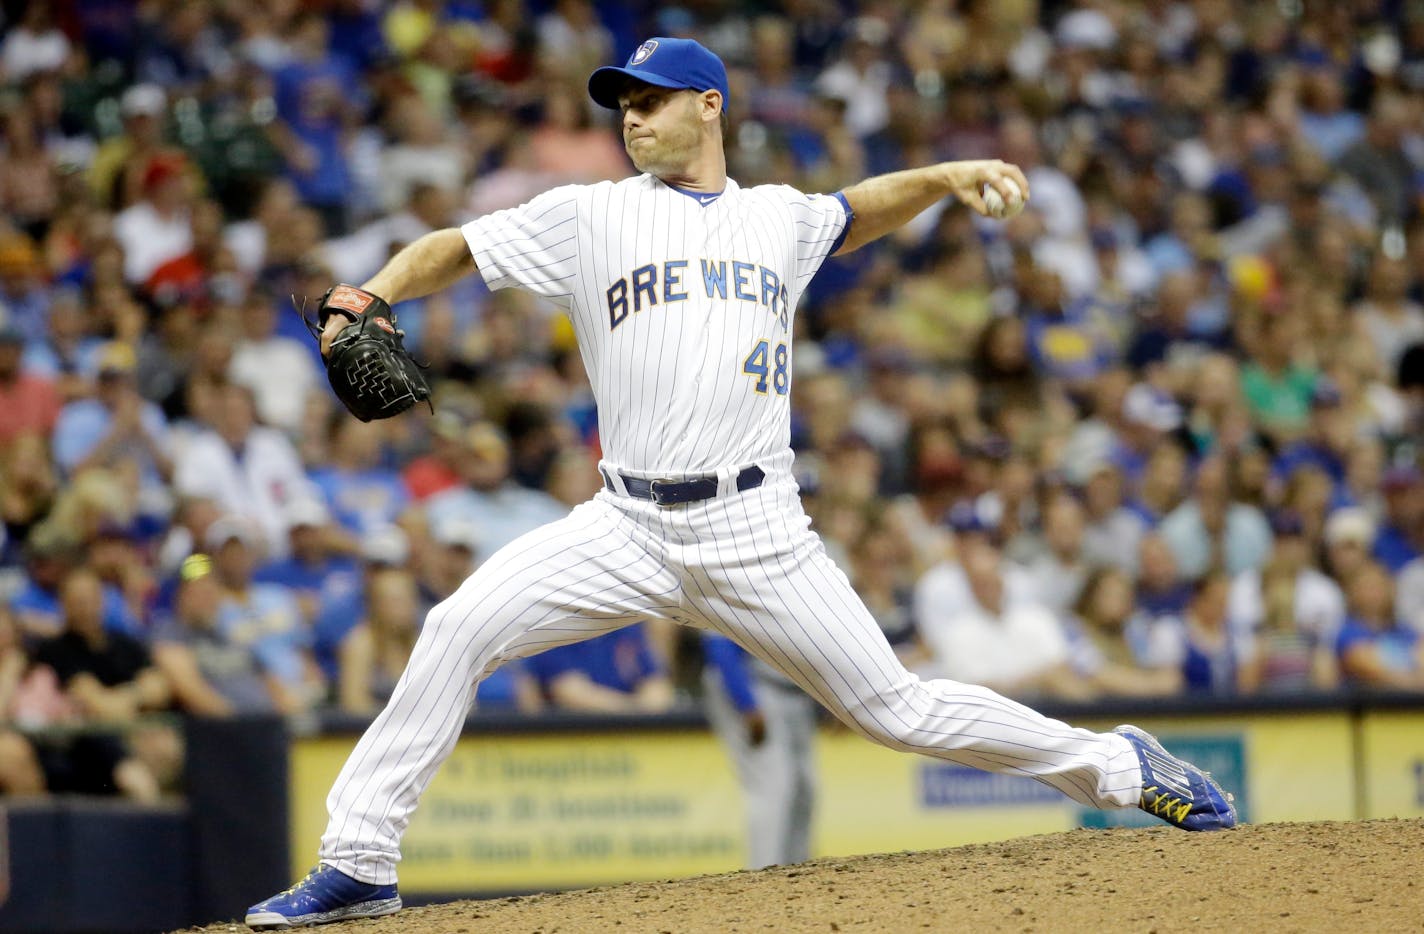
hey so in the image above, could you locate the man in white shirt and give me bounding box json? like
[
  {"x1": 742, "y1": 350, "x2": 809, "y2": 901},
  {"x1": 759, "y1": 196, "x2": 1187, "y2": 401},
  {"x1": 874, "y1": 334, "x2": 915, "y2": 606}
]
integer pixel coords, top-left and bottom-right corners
[
  {"x1": 172, "y1": 383, "x2": 320, "y2": 559},
  {"x1": 915, "y1": 503, "x2": 1082, "y2": 698}
]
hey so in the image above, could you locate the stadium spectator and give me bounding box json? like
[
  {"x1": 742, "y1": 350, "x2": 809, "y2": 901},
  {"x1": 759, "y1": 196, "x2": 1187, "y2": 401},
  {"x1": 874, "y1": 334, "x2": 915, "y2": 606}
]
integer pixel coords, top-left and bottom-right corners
[
  {"x1": 1078, "y1": 461, "x2": 1147, "y2": 573},
  {"x1": 424, "y1": 420, "x2": 567, "y2": 556},
  {"x1": 1159, "y1": 453, "x2": 1272, "y2": 580},
  {"x1": 0, "y1": 321, "x2": 60, "y2": 447},
  {"x1": 51, "y1": 341, "x2": 172, "y2": 503},
  {"x1": 152, "y1": 554, "x2": 287, "y2": 716},
  {"x1": 525, "y1": 624, "x2": 673, "y2": 713},
  {"x1": 31, "y1": 567, "x2": 171, "y2": 799},
  {"x1": 113, "y1": 153, "x2": 195, "y2": 285},
  {"x1": 337, "y1": 567, "x2": 421, "y2": 715},
  {"x1": 1066, "y1": 567, "x2": 1182, "y2": 698},
  {"x1": 400, "y1": 411, "x2": 470, "y2": 502},
  {"x1": 254, "y1": 498, "x2": 361, "y2": 627},
  {"x1": 915, "y1": 504, "x2": 1083, "y2": 700},
  {"x1": 1231, "y1": 511, "x2": 1344, "y2": 694},
  {"x1": 205, "y1": 516, "x2": 323, "y2": 715},
  {"x1": 0, "y1": 432, "x2": 57, "y2": 571},
  {"x1": 228, "y1": 288, "x2": 324, "y2": 434},
  {"x1": 1372, "y1": 466, "x2": 1424, "y2": 573},
  {"x1": 309, "y1": 417, "x2": 411, "y2": 539},
  {"x1": 1020, "y1": 490, "x2": 1090, "y2": 617},
  {"x1": 1336, "y1": 561, "x2": 1424, "y2": 690},
  {"x1": 173, "y1": 382, "x2": 321, "y2": 558}
]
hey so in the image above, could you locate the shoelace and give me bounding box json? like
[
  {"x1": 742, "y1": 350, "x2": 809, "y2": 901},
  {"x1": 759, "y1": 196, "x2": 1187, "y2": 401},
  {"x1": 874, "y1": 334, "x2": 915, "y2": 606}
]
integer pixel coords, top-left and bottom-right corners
[
  {"x1": 279, "y1": 867, "x2": 320, "y2": 898},
  {"x1": 1142, "y1": 784, "x2": 1194, "y2": 824}
]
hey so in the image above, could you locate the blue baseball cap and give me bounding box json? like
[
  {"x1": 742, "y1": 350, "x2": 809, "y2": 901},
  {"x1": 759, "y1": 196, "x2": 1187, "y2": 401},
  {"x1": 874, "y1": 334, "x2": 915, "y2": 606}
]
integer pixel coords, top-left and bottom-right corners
[{"x1": 588, "y1": 37, "x2": 729, "y2": 111}]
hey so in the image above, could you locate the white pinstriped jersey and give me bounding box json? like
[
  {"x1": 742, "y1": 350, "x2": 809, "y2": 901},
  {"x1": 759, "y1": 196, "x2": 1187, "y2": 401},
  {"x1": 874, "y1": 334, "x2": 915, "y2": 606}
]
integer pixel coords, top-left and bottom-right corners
[{"x1": 460, "y1": 174, "x2": 851, "y2": 475}]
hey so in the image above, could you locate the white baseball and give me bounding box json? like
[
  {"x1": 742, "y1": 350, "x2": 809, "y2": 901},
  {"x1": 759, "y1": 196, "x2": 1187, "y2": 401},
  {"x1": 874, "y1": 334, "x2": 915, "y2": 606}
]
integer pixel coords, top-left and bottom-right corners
[{"x1": 982, "y1": 178, "x2": 1024, "y2": 220}]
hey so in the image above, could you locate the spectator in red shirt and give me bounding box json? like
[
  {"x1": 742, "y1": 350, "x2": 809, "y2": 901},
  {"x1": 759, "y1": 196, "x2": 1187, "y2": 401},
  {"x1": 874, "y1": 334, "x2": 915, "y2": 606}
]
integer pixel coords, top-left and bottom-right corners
[
  {"x1": 401, "y1": 411, "x2": 468, "y2": 501},
  {"x1": 0, "y1": 323, "x2": 60, "y2": 445}
]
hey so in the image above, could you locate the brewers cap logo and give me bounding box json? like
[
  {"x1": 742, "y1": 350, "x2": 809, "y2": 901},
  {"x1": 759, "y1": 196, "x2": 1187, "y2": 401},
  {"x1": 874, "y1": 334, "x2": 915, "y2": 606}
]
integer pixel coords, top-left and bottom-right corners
[{"x1": 629, "y1": 40, "x2": 658, "y2": 65}]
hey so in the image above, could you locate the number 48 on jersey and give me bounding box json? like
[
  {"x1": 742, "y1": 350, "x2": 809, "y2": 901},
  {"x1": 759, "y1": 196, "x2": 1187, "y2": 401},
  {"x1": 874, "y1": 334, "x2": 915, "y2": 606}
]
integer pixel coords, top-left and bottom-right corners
[{"x1": 743, "y1": 340, "x2": 789, "y2": 395}]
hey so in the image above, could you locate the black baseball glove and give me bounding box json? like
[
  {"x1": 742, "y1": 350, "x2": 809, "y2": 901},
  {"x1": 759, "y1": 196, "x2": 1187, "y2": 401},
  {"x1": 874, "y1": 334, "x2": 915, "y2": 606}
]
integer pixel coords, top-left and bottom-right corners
[{"x1": 302, "y1": 284, "x2": 431, "y2": 422}]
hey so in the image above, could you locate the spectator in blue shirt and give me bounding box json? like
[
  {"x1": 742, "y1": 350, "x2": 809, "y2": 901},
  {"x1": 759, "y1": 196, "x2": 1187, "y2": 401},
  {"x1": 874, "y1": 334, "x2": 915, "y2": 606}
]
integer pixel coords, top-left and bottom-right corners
[
  {"x1": 1270, "y1": 378, "x2": 1352, "y2": 491},
  {"x1": 1336, "y1": 561, "x2": 1424, "y2": 690},
  {"x1": 1371, "y1": 466, "x2": 1423, "y2": 573},
  {"x1": 50, "y1": 342, "x2": 172, "y2": 501},
  {"x1": 206, "y1": 515, "x2": 323, "y2": 714},
  {"x1": 424, "y1": 421, "x2": 569, "y2": 558},
  {"x1": 10, "y1": 524, "x2": 142, "y2": 640},
  {"x1": 310, "y1": 418, "x2": 410, "y2": 539},
  {"x1": 255, "y1": 498, "x2": 362, "y2": 628},
  {"x1": 525, "y1": 624, "x2": 673, "y2": 713}
]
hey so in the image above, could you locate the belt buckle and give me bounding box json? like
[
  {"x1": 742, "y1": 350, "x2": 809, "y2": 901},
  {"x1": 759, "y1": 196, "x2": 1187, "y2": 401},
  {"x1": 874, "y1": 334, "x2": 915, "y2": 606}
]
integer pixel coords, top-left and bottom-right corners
[{"x1": 648, "y1": 478, "x2": 681, "y2": 508}]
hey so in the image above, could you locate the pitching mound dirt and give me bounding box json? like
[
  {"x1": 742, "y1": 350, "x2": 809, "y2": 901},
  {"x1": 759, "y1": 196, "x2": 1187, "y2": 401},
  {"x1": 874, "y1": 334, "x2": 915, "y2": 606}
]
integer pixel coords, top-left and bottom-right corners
[{"x1": 182, "y1": 818, "x2": 1424, "y2": 933}]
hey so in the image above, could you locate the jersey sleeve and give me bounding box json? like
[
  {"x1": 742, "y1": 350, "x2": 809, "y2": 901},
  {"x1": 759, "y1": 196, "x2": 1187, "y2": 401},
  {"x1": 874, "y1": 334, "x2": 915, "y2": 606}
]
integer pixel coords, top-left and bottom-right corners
[
  {"x1": 781, "y1": 186, "x2": 853, "y2": 286},
  {"x1": 460, "y1": 185, "x2": 582, "y2": 305}
]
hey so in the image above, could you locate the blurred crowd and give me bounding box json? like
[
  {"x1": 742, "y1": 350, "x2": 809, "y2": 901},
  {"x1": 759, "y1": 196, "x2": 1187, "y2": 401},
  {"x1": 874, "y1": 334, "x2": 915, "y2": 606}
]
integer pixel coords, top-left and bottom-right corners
[{"x1": 2, "y1": 0, "x2": 1424, "y2": 802}]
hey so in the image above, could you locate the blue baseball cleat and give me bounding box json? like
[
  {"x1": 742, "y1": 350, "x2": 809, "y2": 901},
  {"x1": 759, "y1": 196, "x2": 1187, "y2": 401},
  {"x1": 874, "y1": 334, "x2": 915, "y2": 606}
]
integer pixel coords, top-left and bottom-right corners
[
  {"x1": 246, "y1": 864, "x2": 401, "y2": 929},
  {"x1": 1114, "y1": 725, "x2": 1238, "y2": 832}
]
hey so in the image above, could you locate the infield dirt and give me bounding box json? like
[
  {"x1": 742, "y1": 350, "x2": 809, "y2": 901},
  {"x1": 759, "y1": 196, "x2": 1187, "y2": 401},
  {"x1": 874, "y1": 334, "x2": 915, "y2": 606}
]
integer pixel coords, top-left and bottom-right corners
[{"x1": 181, "y1": 818, "x2": 1424, "y2": 933}]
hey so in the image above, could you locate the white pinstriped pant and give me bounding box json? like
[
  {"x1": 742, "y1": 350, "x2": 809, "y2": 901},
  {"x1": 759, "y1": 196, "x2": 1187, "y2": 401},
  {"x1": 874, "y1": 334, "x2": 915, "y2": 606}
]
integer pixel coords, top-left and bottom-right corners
[{"x1": 319, "y1": 455, "x2": 1142, "y2": 884}]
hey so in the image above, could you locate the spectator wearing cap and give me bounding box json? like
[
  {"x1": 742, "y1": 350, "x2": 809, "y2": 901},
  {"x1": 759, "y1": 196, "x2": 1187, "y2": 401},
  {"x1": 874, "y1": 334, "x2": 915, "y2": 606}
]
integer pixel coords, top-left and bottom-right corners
[
  {"x1": 51, "y1": 341, "x2": 173, "y2": 497},
  {"x1": 1323, "y1": 507, "x2": 1377, "y2": 586},
  {"x1": 309, "y1": 417, "x2": 411, "y2": 539},
  {"x1": 0, "y1": 323, "x2": 60, "y2": 446},
  {"x1": 19, "y1": 289, "x2": 104, "y2": 401},
  {"x1": 112, "y1": 151, "x2": 194, "y2": 285},
  {"x1": 1335, "y1": 561, "x2": 1424, "y2": 690},
  {"x1": 1269, "y1": 377, "x2": 1354, "y2": 490},
  {"x1": 89, "y1": 83, "x2": 169, "y2": 208},
  {"x1": 205, "y1": 516, "x2": 322, "y2": 714},
  {"x1": 254, "y1": 499, "x2": 361, "y2": 627},
  {"x1": 1371, "y1": 466, "x2": 1424, "y2": 573},
  {"x1": 525, "y1": 623, "x2": 673, "y2": 713},
  {"x1": 0, "y1": 231, "x2": 52, "y2": 341},
  {"x1": 914, "y1": 500, "x2": 1037, "y2": 628},
  {"x1": 401, "y1": 412, "x2": 471, "y2": 501},
  {"x1": 913, "y1": 502, "x2": 1087, "y2": 701},
  {"x1": 151, "y1": 554, "x2": 288, "y2": 716},
  {"x1": 1160, "y1": 453, "x2": 1273, "y2": 580},
  {"x1": 1230, "y1": 510, "x2": 1345, "y2": 694},
  {"x1": 1114, "y1": 384, "x2": 1186, "y2": 499},
  {"x1": 424, "y1": 421, "x2": 568, "y2": 558},
  {"x1": 173, "y1": 382, "x2": 321, "y2": 558}
]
